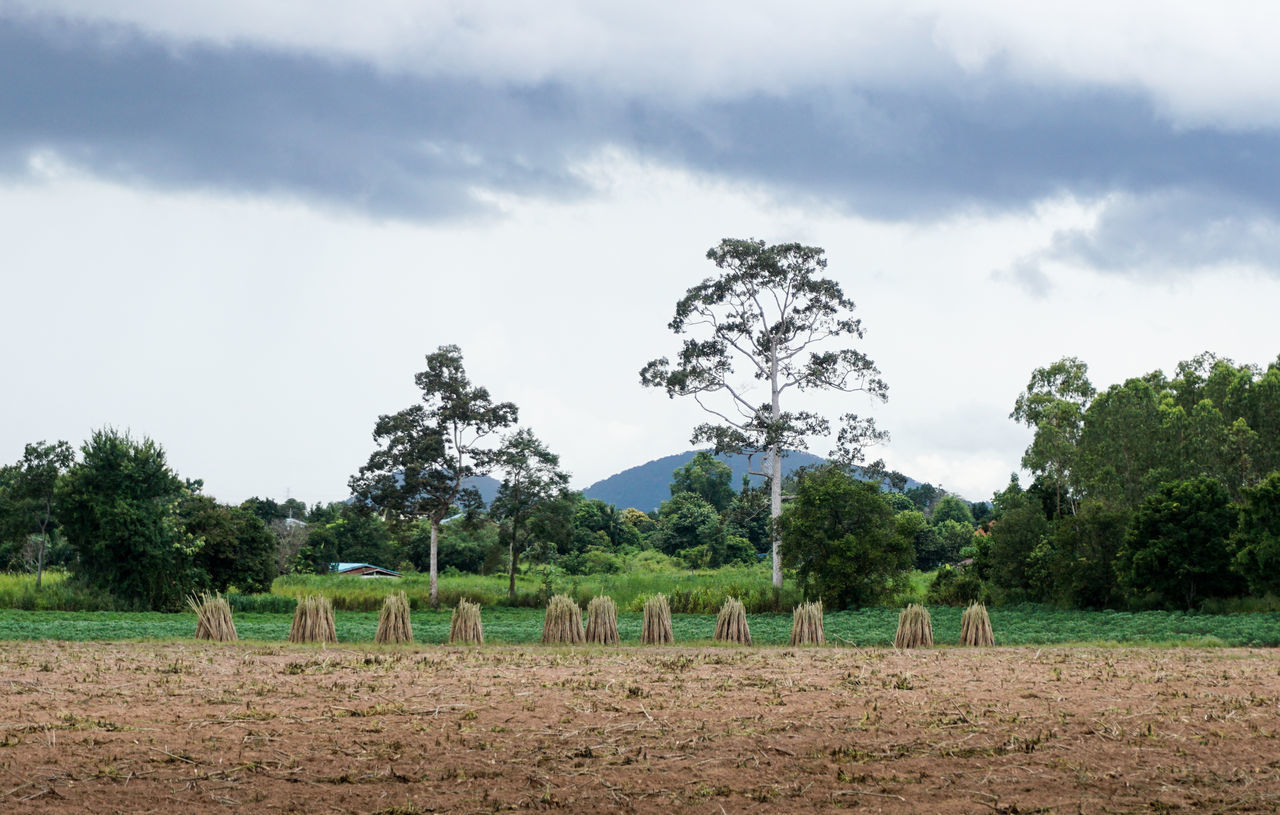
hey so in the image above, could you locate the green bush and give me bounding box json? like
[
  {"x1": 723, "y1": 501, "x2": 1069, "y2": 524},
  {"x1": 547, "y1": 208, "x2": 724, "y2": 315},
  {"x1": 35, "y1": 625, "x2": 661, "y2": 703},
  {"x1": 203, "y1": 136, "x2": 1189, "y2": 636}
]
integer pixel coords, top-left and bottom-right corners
[{"x1": 926, "y1": 565, "x2": 987, "y2": 606}]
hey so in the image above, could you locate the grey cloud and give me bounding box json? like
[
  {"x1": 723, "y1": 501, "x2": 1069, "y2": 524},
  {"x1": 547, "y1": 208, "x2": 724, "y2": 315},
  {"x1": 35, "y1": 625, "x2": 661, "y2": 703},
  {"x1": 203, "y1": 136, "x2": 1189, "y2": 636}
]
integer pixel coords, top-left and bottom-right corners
[
  {"x1": 1002, "y1": 191, "x2": 1280, "y2": 287},
  {"x1": 6, "y1": 15, "x2": 1280, "y2": 239}
]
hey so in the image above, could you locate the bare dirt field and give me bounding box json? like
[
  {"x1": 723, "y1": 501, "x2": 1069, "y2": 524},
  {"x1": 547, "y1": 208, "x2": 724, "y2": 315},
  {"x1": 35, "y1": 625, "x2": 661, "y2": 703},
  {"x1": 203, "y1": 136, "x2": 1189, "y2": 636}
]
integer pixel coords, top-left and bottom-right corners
[{"x1": 1, "y1": 641, "x2": 1278, "y2": 814}]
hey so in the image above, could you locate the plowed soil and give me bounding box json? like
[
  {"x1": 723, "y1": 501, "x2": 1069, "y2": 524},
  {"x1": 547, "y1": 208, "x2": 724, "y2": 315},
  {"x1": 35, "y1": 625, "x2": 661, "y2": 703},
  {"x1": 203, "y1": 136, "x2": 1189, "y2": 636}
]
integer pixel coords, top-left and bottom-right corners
[{"x1": 1, "y1": 641, "x2": 1278, "y2": 813}]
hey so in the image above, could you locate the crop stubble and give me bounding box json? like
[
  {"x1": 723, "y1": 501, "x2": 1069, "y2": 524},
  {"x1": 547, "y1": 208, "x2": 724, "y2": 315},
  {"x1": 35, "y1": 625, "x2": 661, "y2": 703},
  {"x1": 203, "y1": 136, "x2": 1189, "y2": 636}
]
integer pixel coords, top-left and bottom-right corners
[{"x1": 0, "y1": 642, "x2": 1277, "y2": 813}]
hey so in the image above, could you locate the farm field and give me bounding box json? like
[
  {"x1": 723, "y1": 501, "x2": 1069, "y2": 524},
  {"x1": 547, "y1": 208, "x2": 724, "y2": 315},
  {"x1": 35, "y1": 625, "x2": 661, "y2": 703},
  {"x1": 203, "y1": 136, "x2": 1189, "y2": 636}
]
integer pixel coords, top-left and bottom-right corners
[
  {"x1": 0, "y1": 642, "x2": 1277, "y2": 813},
  {"x1": 2, "y1": 605, "x2": 1280, "y2": 646}
]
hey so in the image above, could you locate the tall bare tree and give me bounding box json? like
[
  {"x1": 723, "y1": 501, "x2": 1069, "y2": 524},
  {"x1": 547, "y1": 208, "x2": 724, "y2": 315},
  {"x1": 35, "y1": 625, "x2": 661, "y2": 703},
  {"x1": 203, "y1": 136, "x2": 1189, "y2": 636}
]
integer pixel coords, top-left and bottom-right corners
[{"x1": 641, "y1": 238, "x2": 888, "y2": 587}]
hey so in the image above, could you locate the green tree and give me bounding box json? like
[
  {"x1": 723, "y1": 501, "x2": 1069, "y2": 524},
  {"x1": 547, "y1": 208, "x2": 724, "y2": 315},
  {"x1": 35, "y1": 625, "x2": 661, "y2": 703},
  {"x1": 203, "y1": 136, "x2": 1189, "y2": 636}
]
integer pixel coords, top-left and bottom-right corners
[
  {"x1": 1118, "y1": 476, "x2": 1239, "y2": 609},
  {"x1": 896, "y1": 509, "x2": 943, "y2": 570},
  {"x1": 294, "y1": 504, "x2": 396, "y2": 574},
  {"x1": 979, "y1": 477, "x2": 1051, "y2": 600},
  {"x1": 1048, "y1": 498, "x2": 1128, "y2": 608},
  {"x1": 0, "y1": 440, "x2": 74, "y2": 587},
  {"x1": 57, "y1": 428, "x2": 195, "y2": 610},
  {"x1": 780, "y1": 466, "x2": 912, "y2": 609},
  {"x1": 669, "y1": 452, "x2": 735, "y2": 512},
  {"x1": 1010, "y1": 357, "x2": 1095, "y2": 518},
  {"x1": 931, "y1": 494, "x2": 974, "y2": 527},
  {"x1": 724, "y1": 481, "x2": 771, "y2": 554},
  {"x1": 489, "y1": 428, "x2": 570, "y2": 601},
  {"x1": 179, "y1": 495, "x2": 277, "y2": 593},
  {"x1": 652, "y1": 492, "x2": 726, "y2": 566},
  {"x1": 641, "y1": 238, "x2": 888, "y2": 588},
  {"x1": 1231, "y1": 471, "x2": 1280, "y2": 597},
  {"x1": 350, "y1": 345, "x2": 517, "y2": 605}
]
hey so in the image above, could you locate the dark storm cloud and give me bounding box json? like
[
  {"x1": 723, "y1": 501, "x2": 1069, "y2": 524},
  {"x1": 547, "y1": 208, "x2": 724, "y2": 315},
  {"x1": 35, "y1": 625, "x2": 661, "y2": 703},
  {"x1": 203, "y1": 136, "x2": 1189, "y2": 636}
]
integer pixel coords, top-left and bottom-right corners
[{"x1": 6, "y1": 15, "x2": 1280, "y2": 235}]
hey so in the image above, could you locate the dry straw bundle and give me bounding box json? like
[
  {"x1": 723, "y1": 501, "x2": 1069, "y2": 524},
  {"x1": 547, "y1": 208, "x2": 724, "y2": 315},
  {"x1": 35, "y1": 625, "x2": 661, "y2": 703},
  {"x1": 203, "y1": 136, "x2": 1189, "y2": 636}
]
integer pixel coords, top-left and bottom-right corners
[
  {"x1": 641, "y1": 593, "x2": 674, "y2": 645},
  {"x1": 188, "y1": 592, "x2": 237, "y2": 642},
  {"x1": 585, "y1": 595, "x2": 619, "y2": 645},
  {"x1": 789, "y1": 601, "x2": 825, "y2": 646},
  {"x1": 959, "y1": 602, "x2": 995, "y2": 646},
  {"x1": 713, "y1": 597, "x2": 752, "y2": 645},
  {"x1": 448, "y1": 599, "x2": 484, "y2": 645},
  {"x1": 894, "y1": 603, "x2": 933, "y2": 649},
  {"x1": 375, "y1": 591, "x2": 414, "y2": 644},
  {"x1": 542, "y1": 594, "x2": 585, "y2": 645},
  {"x1": 289, "y1": 594, "x2": 337, "y2": 644}
]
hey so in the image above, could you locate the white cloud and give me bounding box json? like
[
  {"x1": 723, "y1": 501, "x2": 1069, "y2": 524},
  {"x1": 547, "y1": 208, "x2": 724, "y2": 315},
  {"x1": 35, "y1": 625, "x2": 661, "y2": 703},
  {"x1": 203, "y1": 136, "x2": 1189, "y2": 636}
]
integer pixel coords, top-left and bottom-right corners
[{"x1": 10, "y1": 1, "x2": 1280, "y2": 124}]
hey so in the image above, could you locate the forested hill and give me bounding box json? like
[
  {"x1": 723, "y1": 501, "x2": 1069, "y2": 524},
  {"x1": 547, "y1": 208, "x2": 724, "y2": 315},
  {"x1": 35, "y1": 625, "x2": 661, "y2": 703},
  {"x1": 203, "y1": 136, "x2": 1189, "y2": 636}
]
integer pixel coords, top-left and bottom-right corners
[{"x1": 581, "y1": 450, "x2": 917, "y2": 512}]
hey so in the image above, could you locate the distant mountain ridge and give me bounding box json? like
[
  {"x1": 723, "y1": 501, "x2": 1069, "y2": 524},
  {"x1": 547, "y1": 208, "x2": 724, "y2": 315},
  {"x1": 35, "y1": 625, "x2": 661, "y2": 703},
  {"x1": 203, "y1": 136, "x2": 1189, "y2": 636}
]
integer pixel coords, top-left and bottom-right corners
[
  {"x1": 580, "y1": 450, "x2": 920, "y2": 512},
  {"x1": 383, "y1": 452, "x2": 919, "y2": 512}
]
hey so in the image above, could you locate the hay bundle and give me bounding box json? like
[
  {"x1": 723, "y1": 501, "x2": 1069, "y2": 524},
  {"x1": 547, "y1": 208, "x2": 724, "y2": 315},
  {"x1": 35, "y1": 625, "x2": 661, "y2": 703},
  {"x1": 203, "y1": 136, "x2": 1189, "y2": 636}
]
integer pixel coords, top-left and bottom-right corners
[
  {"x1": 893, "y1": 603, "x2": 933, "y2": 649},
  {"x1": 959, "y1": 602, "x2": 994, "y2": 647},
  {"x1": 541, "y1": 594, "x2": 585, "y2": 645},
  {"x1": 188, "y1": 592, "x2": 237, "y2": 642},
  {"x1": 289, "y1": 594, "x2": 337, "y2": 644},
  {"x1": 641, "y1": 593, "x2": 674, "y2": 645},
  {"x1": 375, "y1": 591, "x2": 414, "y2": 644},
  {"x1": 448, "y1": 599, "x2": 484, "y2": 645},
  {"x1": 585, "y1": 595, "x2": 619, "y2": 645},
  {"x1": 713, "y1": 597, "x2": 752, "y2": 645},
  {"x1": 789, "y1": 601, "x2": 825, "y2": 646}
]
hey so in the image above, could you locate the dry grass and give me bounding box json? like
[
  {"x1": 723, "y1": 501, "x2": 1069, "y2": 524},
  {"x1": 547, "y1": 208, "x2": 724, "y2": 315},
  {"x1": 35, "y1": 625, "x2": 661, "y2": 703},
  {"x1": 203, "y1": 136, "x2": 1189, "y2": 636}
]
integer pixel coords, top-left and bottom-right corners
[
  {"x1": 713, "y1": 597, "x2": 752, "y2": 645},
  {"x1": 789, "y1": 600, "x2": 825, "y2": 646},
  {"x1": 641, "y1": 593, "x2": 674, "y2": 645},
  {"x1": 541, "y1": 594, "x2": 585, "y2": 645},
  {"x1": 187, "y1": 593, "x2": 237, "y2": 642},
  {"x1": 288, "y1": 594, "x2": 337, "y2": 644},
  {"x1": 374, "y1": 591, "x2": 413, "y2": 644},
  {"x1": 584, "y1": 595, "x2": 619, "y2": 645},
  {"x1": 448, "y1": 599, "x2": 484, "y2": 645},
  {"x1": 960, "y1": 602, "x2": 995, "y2": 646},
  {"x1": 894, "y1": 603, "x2": 933, "y2": 649}
]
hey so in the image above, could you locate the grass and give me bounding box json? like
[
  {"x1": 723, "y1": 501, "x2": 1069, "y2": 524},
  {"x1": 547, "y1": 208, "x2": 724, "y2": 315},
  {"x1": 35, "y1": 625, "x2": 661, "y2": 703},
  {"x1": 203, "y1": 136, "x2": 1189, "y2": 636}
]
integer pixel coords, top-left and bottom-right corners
[
  {"x1": 2, "y1": 603, "x2": 1279, "y2": 646},
  {"x1": 266, "y1": 562, "x2": 799, "y2": 613}
]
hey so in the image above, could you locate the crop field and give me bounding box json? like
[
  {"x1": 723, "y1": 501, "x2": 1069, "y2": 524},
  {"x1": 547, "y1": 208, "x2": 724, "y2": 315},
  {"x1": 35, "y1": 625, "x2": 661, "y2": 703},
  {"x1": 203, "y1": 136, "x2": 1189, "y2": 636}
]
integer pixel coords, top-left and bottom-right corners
[
  {"x1": 2, "y1": 605, "x2": 1280, "y2": 646},
  {"x1": 0, "y1": 641, "x2": 1277, "y2": 813}
]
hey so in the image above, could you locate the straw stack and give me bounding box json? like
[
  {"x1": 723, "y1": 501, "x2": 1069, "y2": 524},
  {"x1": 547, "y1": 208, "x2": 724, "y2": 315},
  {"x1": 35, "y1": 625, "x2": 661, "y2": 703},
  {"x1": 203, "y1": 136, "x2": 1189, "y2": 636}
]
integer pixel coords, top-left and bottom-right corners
[
  {"x1": 448, "y1": 599, "x2": 484, "y2": 645},
  {"x1": 789, "y1": 601, "x2": 825, "y2": 646},
  {"x1": 893, "y1": 603, "x2": 933, "y2": 648},
  {"x1": 585, "y1": 595, "x2": 619, "y2": 645},
  {"x1": 289, "y1": 594, "x2": 337, "y2": 644},
  {"x1": 641, "y1": 593, "x2": 674, "y2": 645},
  {"x1": 188, "y1": 592, "x2": 237, "y2": 642},
  {"x1": 541, "y1": 594, "x2": 585, "y2": 645},
  {"x1": 959, "y1": 602, "x2": 995, "y2": 646},
  {"x1": 374, "y1": 591, "x2": 414, "y2": 644},
  {"x1": 713, "y1": 597, "x2": 752, "y2": 645}
]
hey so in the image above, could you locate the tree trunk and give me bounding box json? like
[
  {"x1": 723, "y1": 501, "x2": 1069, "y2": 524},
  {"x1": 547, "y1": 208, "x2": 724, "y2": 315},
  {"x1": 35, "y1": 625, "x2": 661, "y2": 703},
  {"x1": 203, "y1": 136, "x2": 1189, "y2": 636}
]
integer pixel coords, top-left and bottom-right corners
[
  {"x1": 770, "y1": 446, "x2": 783, "y2": 587},
  {"x1": 429, "y1": 518, "x2": 440, "y2": 608},
  {"x1": 508, "y1": 529, "x2": 518, "y2": 603},
  {"x1": 770, "y1": 340, "x2": 784, "y2": 589},
  {"x1": 36, "y1": 533, "x2": 46, "y2": 590}
]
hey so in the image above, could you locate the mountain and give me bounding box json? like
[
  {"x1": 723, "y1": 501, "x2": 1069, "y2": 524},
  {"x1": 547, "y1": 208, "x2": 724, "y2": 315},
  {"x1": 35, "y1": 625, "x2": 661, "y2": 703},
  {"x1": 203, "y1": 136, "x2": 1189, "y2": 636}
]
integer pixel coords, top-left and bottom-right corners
[{"x1": 581, "y1": 449, "x2": 843, "y2": 512}]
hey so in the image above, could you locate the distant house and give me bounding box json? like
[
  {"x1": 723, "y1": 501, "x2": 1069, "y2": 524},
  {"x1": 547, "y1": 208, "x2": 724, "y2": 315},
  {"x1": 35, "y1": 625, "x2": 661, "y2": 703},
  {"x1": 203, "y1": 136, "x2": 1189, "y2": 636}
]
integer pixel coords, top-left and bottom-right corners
[{"x1": 329, "y1": 562, "x2": 401, "y2": 578}]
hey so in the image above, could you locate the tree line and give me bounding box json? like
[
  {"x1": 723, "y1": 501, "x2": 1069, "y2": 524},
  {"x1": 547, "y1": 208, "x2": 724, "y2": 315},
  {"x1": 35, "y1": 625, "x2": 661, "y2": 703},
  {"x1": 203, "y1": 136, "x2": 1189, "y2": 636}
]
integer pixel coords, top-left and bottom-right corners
[{"x1": 948, "y1": 353, "x2": 1280, "y2": 610}]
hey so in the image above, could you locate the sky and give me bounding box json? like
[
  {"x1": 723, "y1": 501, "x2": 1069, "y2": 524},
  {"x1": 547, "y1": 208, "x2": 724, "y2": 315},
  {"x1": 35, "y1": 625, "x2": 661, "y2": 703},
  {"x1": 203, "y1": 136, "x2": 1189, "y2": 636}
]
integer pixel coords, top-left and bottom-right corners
[{"x1": 4, "y1": 1, "x2": 1280, "y2": 505}]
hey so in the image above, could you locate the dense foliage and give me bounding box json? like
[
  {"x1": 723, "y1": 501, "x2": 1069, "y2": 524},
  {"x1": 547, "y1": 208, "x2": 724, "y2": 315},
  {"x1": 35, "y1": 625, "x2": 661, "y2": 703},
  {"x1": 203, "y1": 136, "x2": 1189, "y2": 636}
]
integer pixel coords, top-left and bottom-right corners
[{"x1": 970, "y1": 352, "x2": 1280, "y2": 610}]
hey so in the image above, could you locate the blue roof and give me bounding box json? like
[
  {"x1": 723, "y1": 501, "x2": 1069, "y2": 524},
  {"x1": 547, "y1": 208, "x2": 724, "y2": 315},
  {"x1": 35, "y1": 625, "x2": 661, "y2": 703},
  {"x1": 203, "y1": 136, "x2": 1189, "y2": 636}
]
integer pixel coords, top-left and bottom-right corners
[{"x1": 329, "y1": 562, "x2": 402, "y2": 576}]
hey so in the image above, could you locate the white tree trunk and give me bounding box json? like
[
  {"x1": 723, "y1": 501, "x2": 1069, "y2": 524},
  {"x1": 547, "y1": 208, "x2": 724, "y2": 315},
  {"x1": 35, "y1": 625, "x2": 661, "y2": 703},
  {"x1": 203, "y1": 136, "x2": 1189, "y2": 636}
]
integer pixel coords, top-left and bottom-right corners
[
  {"x1": 429, "y1": 518, "x2": 440, "y2": 607},
  {"x1": 770, "y1": 445, "x2": 783, "y2": 588},
  {"x1": 770, "y1": 344, "x2": 783, "y2": 588}
]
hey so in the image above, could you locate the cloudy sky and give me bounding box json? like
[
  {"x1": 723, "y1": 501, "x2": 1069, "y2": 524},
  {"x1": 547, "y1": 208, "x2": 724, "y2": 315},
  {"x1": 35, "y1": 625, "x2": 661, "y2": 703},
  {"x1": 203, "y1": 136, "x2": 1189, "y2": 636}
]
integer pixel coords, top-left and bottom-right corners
[{"x1": 5, "y1": 1, "x2": 1280, "y2": 505}]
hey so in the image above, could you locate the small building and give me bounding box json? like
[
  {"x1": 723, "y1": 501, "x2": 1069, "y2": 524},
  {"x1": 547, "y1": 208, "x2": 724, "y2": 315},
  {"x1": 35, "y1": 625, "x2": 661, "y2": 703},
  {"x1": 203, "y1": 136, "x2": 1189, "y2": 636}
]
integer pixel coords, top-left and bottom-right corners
[{"x1": 329, "y1": 562, "x2": 402, "y2": 578}]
